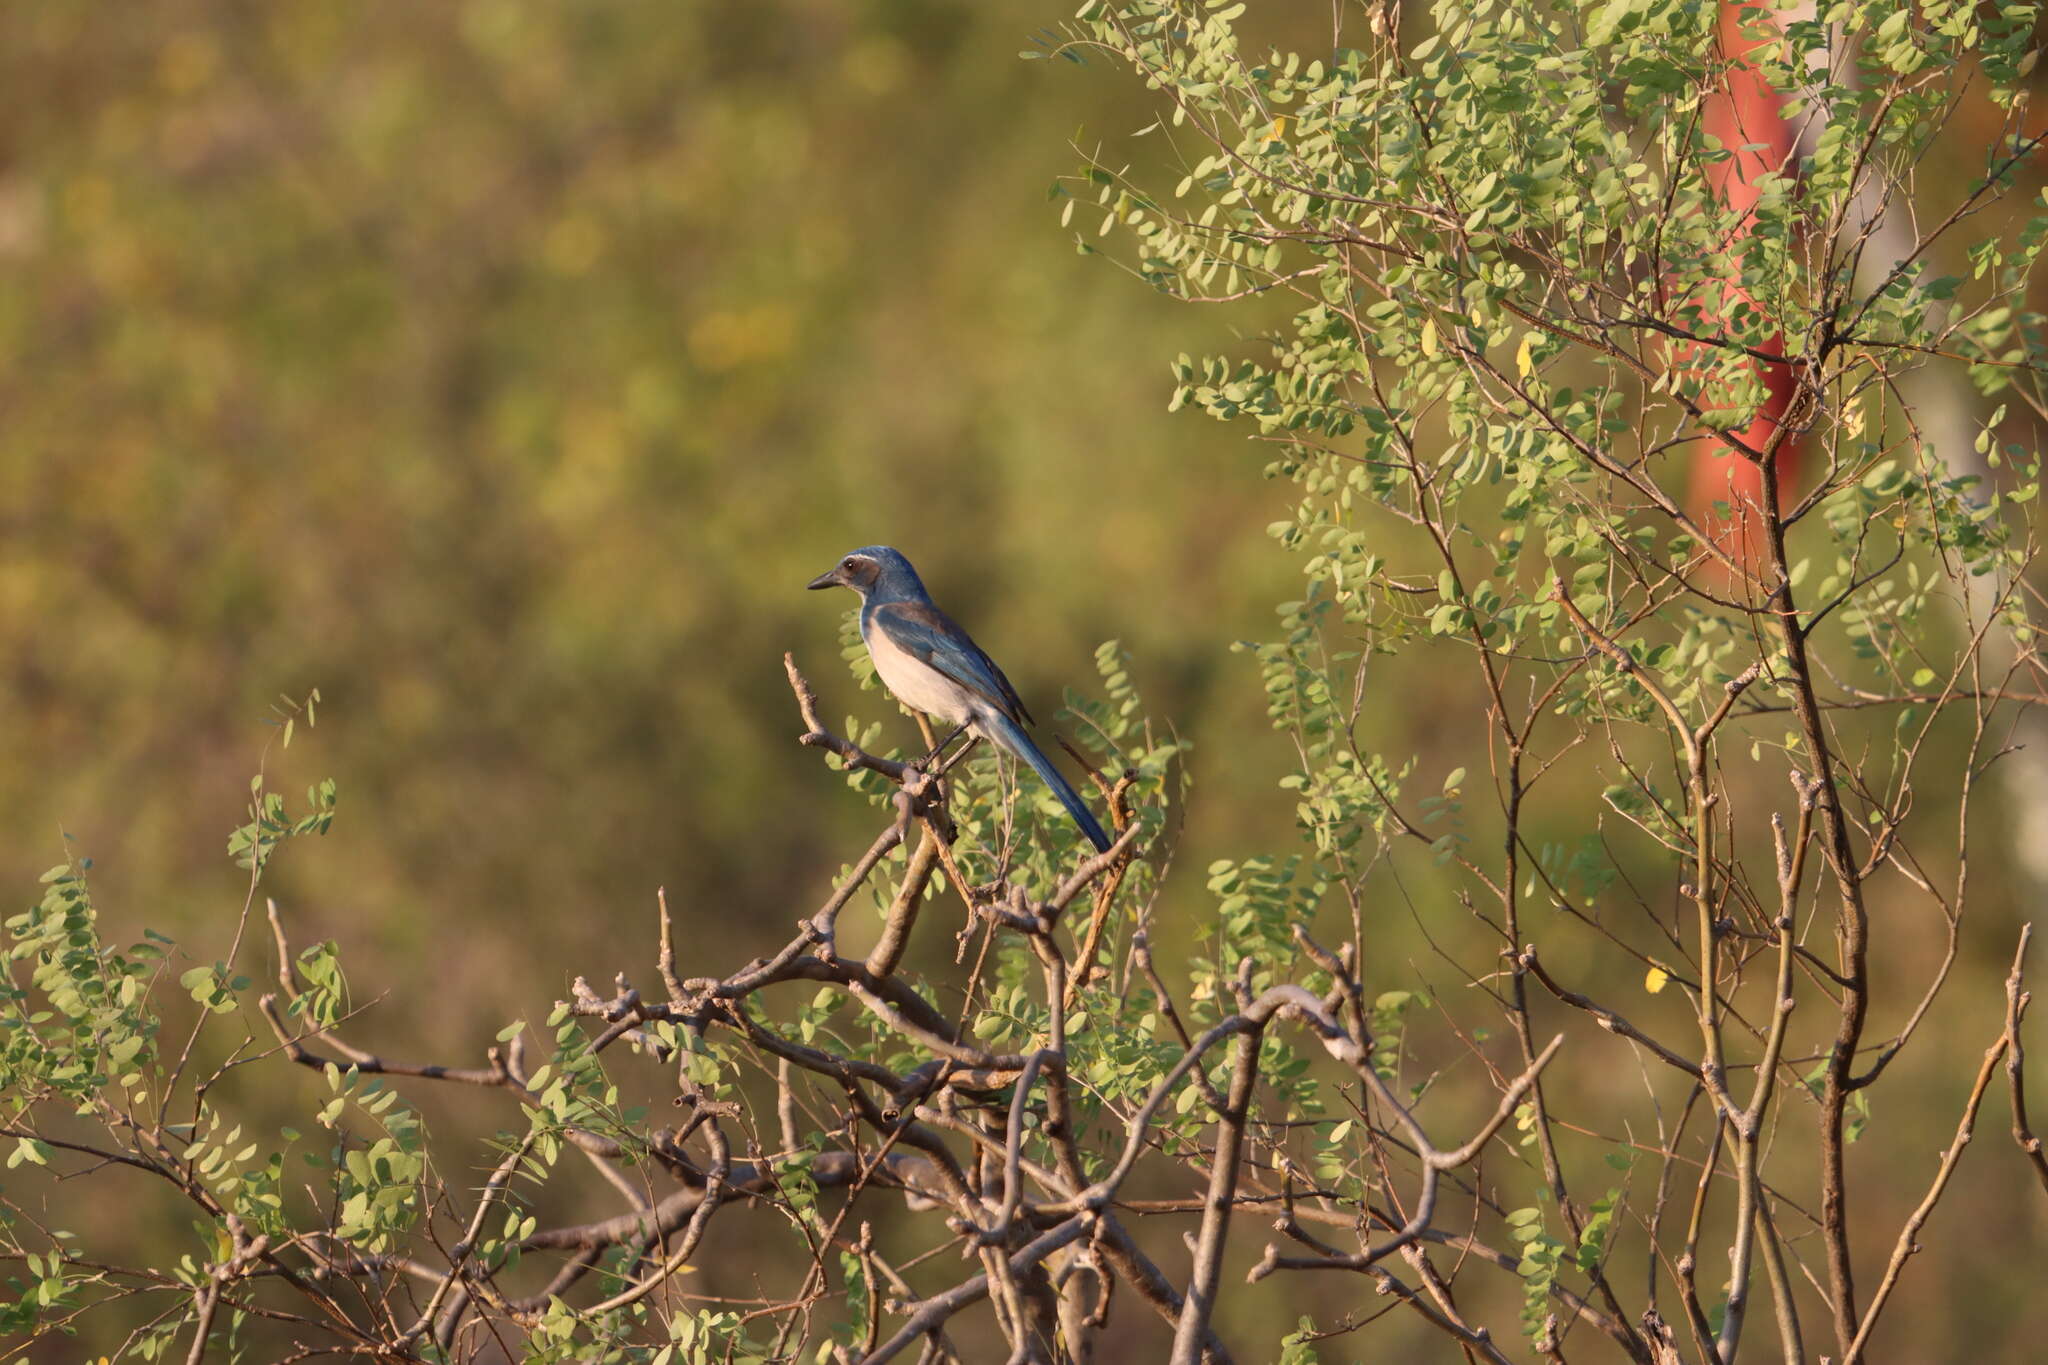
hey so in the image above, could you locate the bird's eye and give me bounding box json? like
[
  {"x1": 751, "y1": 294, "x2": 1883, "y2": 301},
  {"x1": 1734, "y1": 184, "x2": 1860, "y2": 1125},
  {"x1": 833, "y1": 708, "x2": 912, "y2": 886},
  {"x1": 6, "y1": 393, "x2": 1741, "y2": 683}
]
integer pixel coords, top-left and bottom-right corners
[{"x1": 843, "y1": 558, "x2": 857, "y2": 571}]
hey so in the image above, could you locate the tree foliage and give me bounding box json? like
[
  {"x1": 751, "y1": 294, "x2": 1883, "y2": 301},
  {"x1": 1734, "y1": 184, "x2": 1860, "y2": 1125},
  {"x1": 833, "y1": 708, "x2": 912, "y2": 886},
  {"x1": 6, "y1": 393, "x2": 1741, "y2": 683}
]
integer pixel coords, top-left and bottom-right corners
[{"x1": 7, "y1": 2, "x2": 2048, "y2": 1362}]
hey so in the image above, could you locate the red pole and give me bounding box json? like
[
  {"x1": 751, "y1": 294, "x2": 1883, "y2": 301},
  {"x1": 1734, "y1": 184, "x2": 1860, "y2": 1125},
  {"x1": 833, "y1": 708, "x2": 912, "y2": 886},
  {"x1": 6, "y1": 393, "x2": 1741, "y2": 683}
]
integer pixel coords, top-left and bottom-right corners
[{"x1": 1681, "y1": 1, "x2": 1803, "y2": 568}]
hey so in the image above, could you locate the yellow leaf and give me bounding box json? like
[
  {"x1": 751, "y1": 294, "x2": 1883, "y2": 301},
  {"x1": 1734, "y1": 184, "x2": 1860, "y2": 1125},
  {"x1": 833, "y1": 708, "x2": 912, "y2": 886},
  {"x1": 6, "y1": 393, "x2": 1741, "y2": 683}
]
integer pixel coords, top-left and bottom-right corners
[
  {"x1": 1644, "y1": 964, "x2": 1670, "y2": 994},
  {"x1": 1420, "y1": 319, "x2": 1439, "y2": 358},
  {"x1": 1266, "y1": 115, "x2": 1289, "y2": 143},
  {"x1": 1515, "y1": 333, "x2": 1535, "y2": 379}
]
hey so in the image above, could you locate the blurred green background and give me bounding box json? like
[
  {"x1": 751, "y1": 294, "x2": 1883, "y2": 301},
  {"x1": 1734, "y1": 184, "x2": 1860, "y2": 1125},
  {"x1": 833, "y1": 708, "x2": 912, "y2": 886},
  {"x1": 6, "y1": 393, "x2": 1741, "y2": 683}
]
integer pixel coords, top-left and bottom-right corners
[
  {"x1": 0, "y1": 0, "x2": 1316, "y2": 1008},
  {"x1": 4, "y1": 1, "x2": 2046, "y2": 1359},
  {"x1": 0, "y1": 2, "x2": 1318, "y2": 1353}
]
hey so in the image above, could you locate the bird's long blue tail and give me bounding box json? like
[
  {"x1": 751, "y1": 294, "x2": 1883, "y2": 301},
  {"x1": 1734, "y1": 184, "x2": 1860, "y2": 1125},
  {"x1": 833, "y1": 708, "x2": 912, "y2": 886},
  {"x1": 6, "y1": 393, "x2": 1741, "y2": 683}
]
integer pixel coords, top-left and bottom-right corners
[{"x1": 982, "y1": 714, "x2": 1113, "y2": 853}]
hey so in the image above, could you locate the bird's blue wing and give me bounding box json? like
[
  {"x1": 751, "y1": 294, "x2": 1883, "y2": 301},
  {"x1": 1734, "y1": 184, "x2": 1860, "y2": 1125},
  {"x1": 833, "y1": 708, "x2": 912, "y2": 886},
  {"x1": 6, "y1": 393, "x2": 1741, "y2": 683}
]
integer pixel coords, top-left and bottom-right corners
[
  {"x1": 870, "y1": 600, "x2": 1109, "y2": 852},
  {"x1": 868, "y1": 600, "x2": 1033, "y2": 725}
]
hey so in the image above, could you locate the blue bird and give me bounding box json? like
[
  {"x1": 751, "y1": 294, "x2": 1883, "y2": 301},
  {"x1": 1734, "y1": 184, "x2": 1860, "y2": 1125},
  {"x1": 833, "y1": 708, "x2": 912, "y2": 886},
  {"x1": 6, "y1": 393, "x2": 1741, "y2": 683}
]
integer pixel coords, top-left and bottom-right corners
[{"x1": 808, "y1": 546, "x2": 1113, "y2": 854}]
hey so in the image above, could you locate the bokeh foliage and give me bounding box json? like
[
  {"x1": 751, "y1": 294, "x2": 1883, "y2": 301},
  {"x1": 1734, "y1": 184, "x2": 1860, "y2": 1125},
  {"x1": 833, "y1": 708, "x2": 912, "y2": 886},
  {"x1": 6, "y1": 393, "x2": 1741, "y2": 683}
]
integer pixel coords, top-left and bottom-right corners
[{"x1": 0, "y1": 0, "x2": 1303, "y2": 1009}]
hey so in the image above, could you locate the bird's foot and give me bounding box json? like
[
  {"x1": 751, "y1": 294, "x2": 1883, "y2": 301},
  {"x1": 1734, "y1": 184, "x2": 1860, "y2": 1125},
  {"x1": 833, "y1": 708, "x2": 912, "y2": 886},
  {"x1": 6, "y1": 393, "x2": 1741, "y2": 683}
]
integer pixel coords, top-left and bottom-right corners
[{"x1": 916, "y1": 723, "x2": 971, "y2": 772}]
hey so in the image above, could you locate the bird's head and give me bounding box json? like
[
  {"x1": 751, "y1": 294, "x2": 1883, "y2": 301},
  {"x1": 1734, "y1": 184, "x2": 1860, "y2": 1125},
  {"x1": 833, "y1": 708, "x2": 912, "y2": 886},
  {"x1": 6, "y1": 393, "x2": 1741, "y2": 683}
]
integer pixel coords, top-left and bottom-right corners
[{"x1": 807, "y1": 546, "x2": 926, "y2": 601}]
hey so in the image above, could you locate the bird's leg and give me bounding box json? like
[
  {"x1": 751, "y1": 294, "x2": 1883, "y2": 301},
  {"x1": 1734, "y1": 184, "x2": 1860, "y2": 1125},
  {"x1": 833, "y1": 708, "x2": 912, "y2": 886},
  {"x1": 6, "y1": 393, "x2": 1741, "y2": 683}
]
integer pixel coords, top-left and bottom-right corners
[
  {"x1": 916, "y1": 723, "x2": 971, "y2": 771},
  {"x1": 939, "y1": 734, "x2": 983, "y2": 775}
]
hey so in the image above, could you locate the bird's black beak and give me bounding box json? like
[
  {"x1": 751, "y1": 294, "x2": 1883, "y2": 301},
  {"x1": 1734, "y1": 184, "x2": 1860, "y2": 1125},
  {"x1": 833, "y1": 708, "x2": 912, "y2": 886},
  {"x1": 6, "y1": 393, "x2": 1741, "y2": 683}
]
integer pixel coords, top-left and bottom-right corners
[{"x1": 806, "y1": 568, "x2": 842, "y2": 591}]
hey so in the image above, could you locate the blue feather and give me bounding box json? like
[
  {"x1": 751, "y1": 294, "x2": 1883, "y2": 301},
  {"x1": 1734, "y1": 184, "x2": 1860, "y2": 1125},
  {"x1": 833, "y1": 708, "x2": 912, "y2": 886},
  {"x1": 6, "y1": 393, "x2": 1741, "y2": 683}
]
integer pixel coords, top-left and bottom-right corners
[
  {"x1": 866, "y1": 600, "x2": 1028, "y2": 723},
  {"x1": 812, "y1": 544, "x2": 1116, "y2": 855},
  {"x1": 982, "y1": 712, "x2": 1113, "y2": 853}
]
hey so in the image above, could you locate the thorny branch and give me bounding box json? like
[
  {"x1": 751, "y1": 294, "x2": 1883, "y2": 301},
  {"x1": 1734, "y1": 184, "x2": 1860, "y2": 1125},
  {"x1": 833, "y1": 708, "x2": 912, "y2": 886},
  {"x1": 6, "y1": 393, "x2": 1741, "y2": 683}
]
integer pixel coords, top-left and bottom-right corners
[{"x1": 5, "y1": 656, "x2": 1625, "y2": 1365}]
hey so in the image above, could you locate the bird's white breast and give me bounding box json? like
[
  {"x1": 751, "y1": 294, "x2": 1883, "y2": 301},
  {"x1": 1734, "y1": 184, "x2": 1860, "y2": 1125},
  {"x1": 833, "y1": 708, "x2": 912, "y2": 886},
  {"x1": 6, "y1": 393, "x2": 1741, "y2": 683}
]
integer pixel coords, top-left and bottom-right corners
[{"x1": 864, "y1": 618, "x2": 978, "y2": 727}]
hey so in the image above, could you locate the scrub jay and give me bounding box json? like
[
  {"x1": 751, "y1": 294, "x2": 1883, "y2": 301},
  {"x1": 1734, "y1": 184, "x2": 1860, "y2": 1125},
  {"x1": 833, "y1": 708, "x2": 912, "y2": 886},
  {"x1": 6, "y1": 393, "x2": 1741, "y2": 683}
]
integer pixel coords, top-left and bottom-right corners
[{"x1": 807, "y1": 546, "x2": 1113, "y2": 853}]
